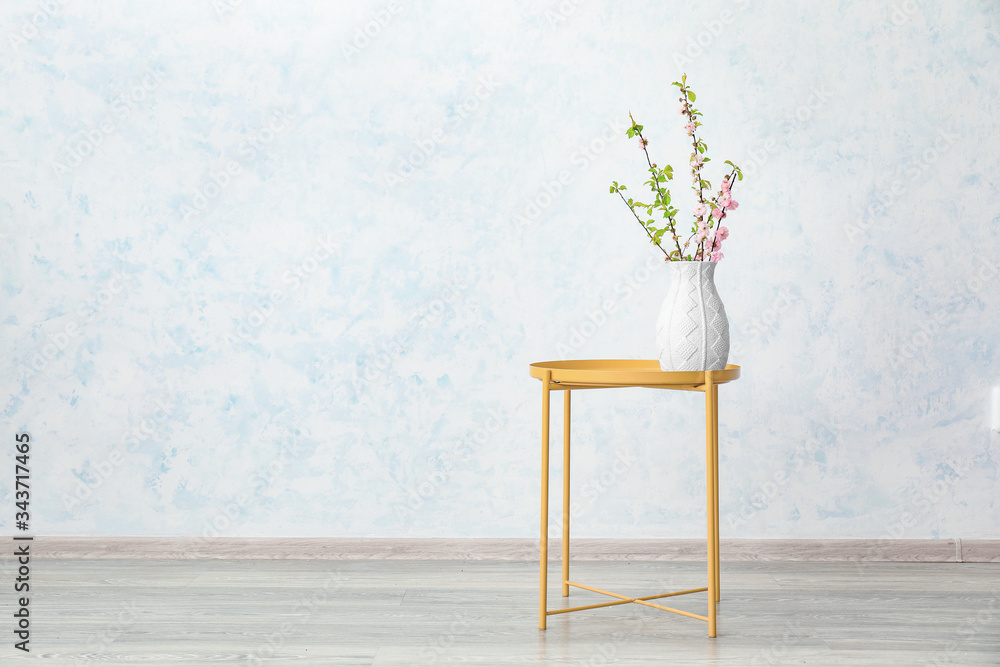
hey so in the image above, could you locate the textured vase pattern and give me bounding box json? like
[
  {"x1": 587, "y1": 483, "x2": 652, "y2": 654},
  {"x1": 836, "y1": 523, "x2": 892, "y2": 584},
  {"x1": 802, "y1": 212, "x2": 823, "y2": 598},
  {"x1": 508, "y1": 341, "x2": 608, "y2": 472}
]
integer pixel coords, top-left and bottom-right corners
[{"x1": 656, "y1": 261, "x2": 730, "y2": 372}]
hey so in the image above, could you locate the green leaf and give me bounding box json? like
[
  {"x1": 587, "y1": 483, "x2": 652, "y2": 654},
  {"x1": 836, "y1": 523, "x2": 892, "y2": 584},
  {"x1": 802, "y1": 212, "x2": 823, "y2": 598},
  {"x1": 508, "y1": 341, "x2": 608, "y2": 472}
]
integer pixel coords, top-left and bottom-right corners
[
  {"x1": 687, "y1": 90, "x2": 696, "y2": 102},
  {"x1": 609, "y1": 186, "x2": 615, "y2": 193},
  {"x1": 737, "y1": 172, "x2": 744, "y2": 181},
  {"x1": 635, "y1": 124, "x2": 643, "y2": 132},
  {"x1": 626, "y1": 128, "x2": 635, "y2": 138},
  {"x1": 682, "y1": 74, "x2": 687, "y2": 84}
]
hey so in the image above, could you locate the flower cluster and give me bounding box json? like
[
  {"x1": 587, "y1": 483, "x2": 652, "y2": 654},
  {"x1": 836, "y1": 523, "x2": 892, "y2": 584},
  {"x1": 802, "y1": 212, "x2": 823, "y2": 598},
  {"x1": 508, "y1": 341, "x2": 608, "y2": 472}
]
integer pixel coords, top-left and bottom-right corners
[
  {"x1": 693, "y1": 176, "x2": 738, "y2": 260},
  {"x1": 610, "y1": 74, "x2": 743, "y2": 262}
]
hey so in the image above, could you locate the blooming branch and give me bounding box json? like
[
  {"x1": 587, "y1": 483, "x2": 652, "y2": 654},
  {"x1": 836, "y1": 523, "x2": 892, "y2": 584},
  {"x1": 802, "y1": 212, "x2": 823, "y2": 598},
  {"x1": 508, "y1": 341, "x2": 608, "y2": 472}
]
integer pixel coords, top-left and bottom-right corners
[{"x1": 610, "y1": 74, "x2": 743, "y2": 262}]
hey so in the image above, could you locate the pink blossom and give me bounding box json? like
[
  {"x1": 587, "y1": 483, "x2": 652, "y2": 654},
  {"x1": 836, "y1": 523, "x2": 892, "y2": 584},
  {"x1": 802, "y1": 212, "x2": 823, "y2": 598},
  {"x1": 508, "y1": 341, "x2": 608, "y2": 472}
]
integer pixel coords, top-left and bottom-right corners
[
  {"x1": 716, "y1": 225, "x2": 729, "y2": 241},
  {"x1": 719, "y1": 192, "x2": 732, "y2": 207},
  {"x1": 695, "y1": 222, "x2": 709, "y2": 241},
  {"x1": 679, "y1": 104, "x2": 688, "y2": 114},
  {"x1": 710, "y1": 251, "x2": 724, "y2": 262},
  {"x1": 711, "y1": 207, "x2": 724, "y2": 220},
  {"x1": 693, "y1": 203, "x2": 708, "y2": 217},
  {"x1": 727, "y1": 199, "x2": 739, "y2": 210},
  {"x1": 685, "y1": 123, "x2": 695, "y2": 135},
  {"x1": 690, "y1": 154, "x2": 704, "y2": 168},
  {"x1": 721, "y1": 178, "x2": 730, "y2": 193}
]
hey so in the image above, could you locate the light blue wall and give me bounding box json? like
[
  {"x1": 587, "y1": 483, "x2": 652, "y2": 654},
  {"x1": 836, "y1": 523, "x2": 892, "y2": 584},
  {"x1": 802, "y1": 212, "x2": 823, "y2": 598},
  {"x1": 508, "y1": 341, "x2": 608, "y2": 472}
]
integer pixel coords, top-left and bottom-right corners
[{"x1": 1, "y1": 0, "x2": 997, "y2": 539}]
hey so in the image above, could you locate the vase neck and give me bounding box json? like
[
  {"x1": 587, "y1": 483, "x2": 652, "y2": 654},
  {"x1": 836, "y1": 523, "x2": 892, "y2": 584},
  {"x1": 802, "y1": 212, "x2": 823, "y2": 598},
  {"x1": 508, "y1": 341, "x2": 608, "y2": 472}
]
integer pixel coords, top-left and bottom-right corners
[{"x1": 670, "y1": 260, "x2": 717, "y2": 279}]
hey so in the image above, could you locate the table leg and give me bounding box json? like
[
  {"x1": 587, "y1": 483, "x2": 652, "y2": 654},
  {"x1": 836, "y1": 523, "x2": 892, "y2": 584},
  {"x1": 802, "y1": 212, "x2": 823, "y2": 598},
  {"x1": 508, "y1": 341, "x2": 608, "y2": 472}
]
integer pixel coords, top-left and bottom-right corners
[
  {"x1": 704, "y1": 370, "x2": 717, "y2": 638},
  {"x1": 539, "y1": 371, "x2": 551, "y2": 630},
  {"x1": 713, "y1": 383, "x2": 720, "y2": 602},
  {"x1": 562, "y1": 390, "x2": 571, "y2": 597}
]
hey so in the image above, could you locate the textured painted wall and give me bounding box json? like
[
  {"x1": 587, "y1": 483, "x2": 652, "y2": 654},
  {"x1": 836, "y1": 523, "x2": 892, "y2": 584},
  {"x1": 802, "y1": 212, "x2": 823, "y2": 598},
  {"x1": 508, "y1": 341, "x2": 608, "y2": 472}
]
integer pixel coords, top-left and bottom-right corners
[{"x1": 1, "y1": 0, "x2": 997, "y2": 539}]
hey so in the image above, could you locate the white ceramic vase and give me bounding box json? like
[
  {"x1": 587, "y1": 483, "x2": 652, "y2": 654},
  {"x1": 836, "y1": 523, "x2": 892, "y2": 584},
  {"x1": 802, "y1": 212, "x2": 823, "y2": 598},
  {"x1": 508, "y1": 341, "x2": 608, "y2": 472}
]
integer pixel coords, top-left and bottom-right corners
[{"x1": 656, "y1": 260, "x2": 730, "y2": 372}]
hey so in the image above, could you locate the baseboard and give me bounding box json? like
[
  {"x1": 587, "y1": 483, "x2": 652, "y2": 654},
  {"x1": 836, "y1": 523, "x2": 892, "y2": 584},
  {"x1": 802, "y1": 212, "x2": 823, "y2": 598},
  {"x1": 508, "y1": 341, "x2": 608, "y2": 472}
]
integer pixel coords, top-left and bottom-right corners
[{"x1": 11, "y1": 537, "x2": 999, "y2": 562}]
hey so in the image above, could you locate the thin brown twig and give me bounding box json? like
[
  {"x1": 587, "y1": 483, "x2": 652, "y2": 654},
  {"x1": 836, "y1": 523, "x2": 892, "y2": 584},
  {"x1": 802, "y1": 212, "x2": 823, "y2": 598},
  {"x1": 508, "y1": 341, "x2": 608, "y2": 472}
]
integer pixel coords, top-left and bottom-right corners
[
  {"x1": 616, "y1": 190, "x2": 670, "y2": 259},
  {"x1": 678, "y1": 86, "x2": 709, "y2": 260},
  {"x1": 629, "y1": 113, "x2": 684, "y2": 259}
]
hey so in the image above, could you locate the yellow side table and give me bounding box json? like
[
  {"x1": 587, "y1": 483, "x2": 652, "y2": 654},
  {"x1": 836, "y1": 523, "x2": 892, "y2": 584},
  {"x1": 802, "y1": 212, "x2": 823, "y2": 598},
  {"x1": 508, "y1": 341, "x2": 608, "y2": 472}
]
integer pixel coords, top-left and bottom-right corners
[{"x1": 529, "y1": 360, "x2": 741, "y2": 637}]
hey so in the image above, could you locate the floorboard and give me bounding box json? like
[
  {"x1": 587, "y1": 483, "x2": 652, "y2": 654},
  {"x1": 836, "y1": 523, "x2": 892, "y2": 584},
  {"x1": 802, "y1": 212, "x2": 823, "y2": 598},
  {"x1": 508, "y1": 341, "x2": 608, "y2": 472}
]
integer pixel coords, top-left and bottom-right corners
[{"x1": 0, "y1": 558, "x2": 996, "y2": 665}]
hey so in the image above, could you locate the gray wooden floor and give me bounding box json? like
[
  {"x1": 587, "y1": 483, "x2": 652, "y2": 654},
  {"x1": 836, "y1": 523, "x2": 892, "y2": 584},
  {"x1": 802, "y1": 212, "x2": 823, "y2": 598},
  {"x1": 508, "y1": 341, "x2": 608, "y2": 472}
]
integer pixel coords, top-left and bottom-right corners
[{"x1": 1, "y1": 558, "x2": 998, "y2": 665}]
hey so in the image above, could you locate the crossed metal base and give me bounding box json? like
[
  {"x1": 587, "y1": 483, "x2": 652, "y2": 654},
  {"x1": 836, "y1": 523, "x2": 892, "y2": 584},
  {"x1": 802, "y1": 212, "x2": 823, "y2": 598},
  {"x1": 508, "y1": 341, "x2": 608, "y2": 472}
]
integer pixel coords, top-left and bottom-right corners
[{"x1": 551, "y1": 581, "x2": 711, "y2": 622}]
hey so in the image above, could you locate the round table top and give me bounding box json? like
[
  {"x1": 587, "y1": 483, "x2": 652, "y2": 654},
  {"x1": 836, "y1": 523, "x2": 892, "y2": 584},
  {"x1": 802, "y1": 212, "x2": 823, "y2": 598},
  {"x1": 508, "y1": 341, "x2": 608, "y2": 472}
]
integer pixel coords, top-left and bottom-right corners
[{"x1": 529, "y1": 359, "x2": 740, "y2": 389}]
